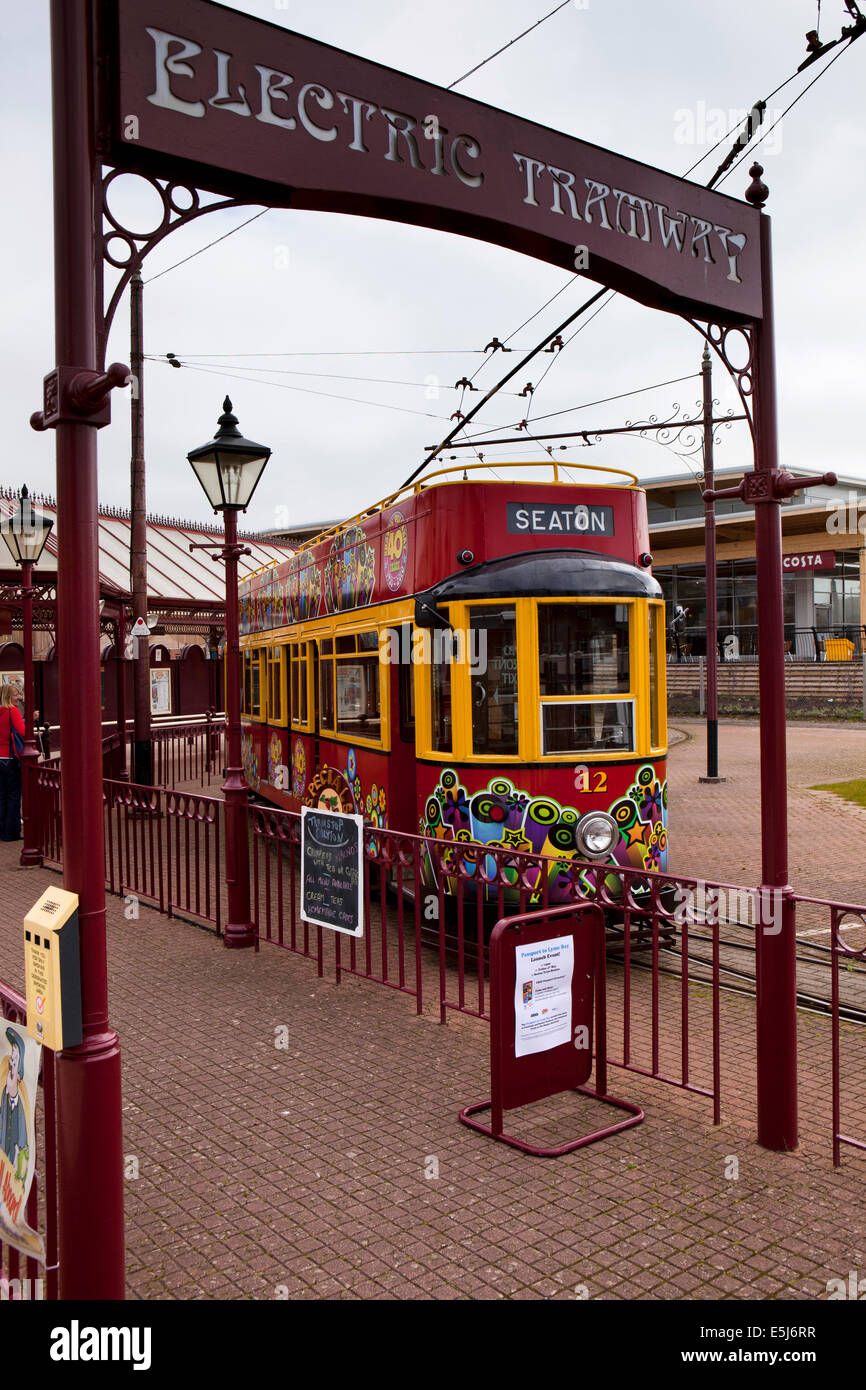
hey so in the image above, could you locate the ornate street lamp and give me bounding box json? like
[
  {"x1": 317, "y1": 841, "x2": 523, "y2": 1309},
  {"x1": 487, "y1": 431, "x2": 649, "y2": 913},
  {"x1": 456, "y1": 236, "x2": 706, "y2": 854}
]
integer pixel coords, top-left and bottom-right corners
[
  {"x1": 1, "y1": 485, "x2": 54, "y2": 865},
  {"x1": 187, "y1": 399, "x2": 271, "y2": 949}
]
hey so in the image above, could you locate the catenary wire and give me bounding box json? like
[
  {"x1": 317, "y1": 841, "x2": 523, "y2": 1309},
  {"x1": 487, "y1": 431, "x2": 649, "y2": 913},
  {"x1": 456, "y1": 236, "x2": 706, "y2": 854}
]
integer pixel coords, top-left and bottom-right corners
[{"x1": 448, "y1": 0, "x2": 572, "y2": 89}]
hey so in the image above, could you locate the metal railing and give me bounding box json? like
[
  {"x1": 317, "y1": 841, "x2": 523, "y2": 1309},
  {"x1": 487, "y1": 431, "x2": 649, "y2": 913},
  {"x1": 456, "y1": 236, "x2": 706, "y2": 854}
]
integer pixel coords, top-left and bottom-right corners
[
  {"x1": 0, "y1": 980, "x2": 58, "y2": 1300},
  {"x1": 667, "y1": 623, "x2": 866, "y2": 663},
  {"x1": 31, "y1": 775, "x2": 866, "y2": 1163}
]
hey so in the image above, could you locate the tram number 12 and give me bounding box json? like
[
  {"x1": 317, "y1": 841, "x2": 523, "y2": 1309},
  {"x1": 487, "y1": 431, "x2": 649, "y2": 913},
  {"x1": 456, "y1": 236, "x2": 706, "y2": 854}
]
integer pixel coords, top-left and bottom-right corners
[{"x1": 574, "y1": 766, "x2": 607, "y2": 794}]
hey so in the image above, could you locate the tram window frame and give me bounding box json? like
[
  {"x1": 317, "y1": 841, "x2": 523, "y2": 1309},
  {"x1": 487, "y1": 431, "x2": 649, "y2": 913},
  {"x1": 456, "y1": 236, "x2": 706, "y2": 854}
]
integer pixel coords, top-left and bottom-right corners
[
  {"x1": 648, "y1": 601, "x2": 667, "y2": 752},
  {"x1": 241, "y1": 647, "x2": 264, "y2": 721},
  {"x1": 539, "y1": 697, "x2": 636, "y2": 756},
  {"x1": 318, "y1": 640, "x2": 335, "y2": 734},
  {"x1": 267, "y1": 645, "x2": 286, "y2": 726},
  {"x1": 289, "y1": 641, "x2": 314, "y2": 733},
  {"x1": 333, "y1": 630, "x2": 383, "y2": 746},
  {"x1": 397, "y1": 624, "x2": 416, "y2": 743},
  {"x1": 468, "y1": 603, "x2": 520, "y2": 759},
  {"x1": 535, "y1": 599, "x2": 637, "y2": 760}
]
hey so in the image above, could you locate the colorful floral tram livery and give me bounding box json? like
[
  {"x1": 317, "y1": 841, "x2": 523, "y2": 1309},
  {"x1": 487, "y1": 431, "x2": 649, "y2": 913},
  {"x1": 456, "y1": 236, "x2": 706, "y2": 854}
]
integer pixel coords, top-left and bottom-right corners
[{"x1": 239, "y1": 462, "x2": 668, "y2": 903}]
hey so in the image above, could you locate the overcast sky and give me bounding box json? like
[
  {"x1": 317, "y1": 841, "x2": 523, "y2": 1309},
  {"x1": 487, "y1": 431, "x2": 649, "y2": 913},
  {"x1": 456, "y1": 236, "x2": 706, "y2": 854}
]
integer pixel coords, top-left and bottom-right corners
[{"x1": 3, "y1": 0, "x2": 864, "y2": 534}]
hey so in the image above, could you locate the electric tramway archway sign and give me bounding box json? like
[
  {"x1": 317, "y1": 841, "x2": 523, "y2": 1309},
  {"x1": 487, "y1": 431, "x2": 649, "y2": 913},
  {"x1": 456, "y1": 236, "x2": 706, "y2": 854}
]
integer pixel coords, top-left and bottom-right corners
[{"x1": 37, "y1": 0, "x2": 822, "y2": 1295}]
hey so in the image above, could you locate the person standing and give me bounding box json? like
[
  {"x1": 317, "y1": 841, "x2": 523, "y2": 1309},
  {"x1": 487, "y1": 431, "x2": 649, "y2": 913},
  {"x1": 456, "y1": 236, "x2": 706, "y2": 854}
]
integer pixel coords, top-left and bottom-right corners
[{"x1": 0, "y1": 684, "x2": 25, "y2": 841}]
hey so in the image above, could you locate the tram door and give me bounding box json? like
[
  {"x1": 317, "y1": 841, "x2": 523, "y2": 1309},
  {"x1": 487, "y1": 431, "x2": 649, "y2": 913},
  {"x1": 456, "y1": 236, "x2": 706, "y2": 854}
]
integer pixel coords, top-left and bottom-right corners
[{"x1": 389, "y1": 622, "x2": 417, "y2": 833}]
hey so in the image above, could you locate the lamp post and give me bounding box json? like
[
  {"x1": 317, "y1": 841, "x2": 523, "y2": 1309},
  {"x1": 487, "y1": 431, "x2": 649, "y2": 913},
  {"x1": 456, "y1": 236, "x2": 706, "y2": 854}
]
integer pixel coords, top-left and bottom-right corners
[
  {"x1": 1, "y1": 486, "x2": 54, "y2": 865},
  {"x1": 187, "y1": 398, "x2": 270, "y2": 949}
]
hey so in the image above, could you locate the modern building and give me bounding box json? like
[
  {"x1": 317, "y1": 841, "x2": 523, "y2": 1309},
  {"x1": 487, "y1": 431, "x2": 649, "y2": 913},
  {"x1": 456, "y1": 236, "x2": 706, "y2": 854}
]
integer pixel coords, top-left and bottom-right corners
[{"x1": 645, "y1": 468, "x2": 866, "y2": 660}]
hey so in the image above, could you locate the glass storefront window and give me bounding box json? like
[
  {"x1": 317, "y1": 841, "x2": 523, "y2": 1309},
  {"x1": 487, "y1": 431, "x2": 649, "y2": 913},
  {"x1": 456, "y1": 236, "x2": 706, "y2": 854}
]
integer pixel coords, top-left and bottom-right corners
[
  {"x1": 538, "y1": 602, "x2": 630, "y2": 695},
  {"x1": 542, "y1": 700, "x2": 634, "y2": 755},
  {"x1": 470, "y1": 606, "x2": 519, "y2": 755}
]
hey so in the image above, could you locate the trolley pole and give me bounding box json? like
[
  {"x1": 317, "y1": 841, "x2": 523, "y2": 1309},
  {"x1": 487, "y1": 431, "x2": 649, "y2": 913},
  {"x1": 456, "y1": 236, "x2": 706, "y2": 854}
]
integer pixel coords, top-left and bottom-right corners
[
  {"x1": 699, "y1": 347, "x2": 724, "y2": 783},
  {"x1": 130, "y1": 271, "x2": 152, "y2": 786},
  {"x1": 34, "y1": 0, "x2": 127, "y2": 1295}
]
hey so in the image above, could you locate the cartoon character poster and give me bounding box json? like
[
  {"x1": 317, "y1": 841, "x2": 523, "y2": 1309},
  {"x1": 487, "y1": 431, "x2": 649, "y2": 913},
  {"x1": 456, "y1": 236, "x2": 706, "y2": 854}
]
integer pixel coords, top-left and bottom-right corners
[{"x1": 0, "y1": 1022, "x2": 44, "y2": 1261}]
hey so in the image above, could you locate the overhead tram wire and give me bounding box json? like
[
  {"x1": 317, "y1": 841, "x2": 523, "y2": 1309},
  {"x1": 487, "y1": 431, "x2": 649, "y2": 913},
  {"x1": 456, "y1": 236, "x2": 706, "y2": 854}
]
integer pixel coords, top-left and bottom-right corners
[
  {"x1": 436, "y1": 16, "x2": 865, "y2": 470},
  {"x1": 142, "y1": 3, "x2": 573, "y2": 287},
  {"x1": 399, "y1": 284, "x2": 609, "y2": 489},
  {"x1": 145, "y1": 355, "x2": 528, "y2": 396},
  {"x1": 716, "y1": 40, "x2": 858, "y2": 189},
  {"x1": 143, "y1": 208, "x2": 271, "y2": 284},
  {"x1": 447, "y1": 0, "x2": 572, "y2": 89},
  {"x1": 161, "y1": 359, "x2": 456, "y2": 422},
  {"x1": 445, "y1": 372, "x2": 702, "y2": 441}
]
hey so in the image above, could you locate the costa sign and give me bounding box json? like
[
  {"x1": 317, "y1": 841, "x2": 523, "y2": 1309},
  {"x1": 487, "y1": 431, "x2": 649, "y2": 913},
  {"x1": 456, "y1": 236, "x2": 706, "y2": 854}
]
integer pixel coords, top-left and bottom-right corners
[
  {"x1": 104, "y1": 0, "x2": 762, "y2": 321},
  {"x1": 782, "y1": 551, "x2": 836, "y2": 572}
]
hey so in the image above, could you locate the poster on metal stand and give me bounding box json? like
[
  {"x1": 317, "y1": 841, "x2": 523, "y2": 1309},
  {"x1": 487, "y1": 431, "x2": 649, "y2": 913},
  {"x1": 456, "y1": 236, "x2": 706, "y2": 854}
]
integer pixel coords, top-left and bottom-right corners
[{"x1": 459, "y1": 902, "x2": 643, "y2": 1156}]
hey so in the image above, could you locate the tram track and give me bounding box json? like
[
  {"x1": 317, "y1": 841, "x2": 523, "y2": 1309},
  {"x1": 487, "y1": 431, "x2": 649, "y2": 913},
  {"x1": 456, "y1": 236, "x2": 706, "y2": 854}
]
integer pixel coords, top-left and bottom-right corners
[{"x1": 607, "y1": 918, "x2": 866, "y2": 1025}]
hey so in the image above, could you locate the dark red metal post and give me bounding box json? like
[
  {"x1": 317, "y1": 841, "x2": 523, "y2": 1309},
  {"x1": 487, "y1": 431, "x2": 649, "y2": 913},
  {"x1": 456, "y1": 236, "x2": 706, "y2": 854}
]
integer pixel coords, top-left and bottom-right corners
[
  {"x1": 19, "y1": 560, "x2": 43, "y2": 866},
  {"x1": 699, "y1": 347, "x2": 724, "y2": 784},
  {"x1": 116, "y1": 605, "x2": 128, "y2": 779},
  {"x1": 48, "y1": 0, "x2": 126, "y2": 1296},
  {"x1": 752, "y1": 211, "x2": 797, "y2": 1151},
  {"x1": 221, "y1": 507, "x2": 255, "y2": 949},
  {"x1": 130, "y1": 271, "x2": 152, "y2": 785}
]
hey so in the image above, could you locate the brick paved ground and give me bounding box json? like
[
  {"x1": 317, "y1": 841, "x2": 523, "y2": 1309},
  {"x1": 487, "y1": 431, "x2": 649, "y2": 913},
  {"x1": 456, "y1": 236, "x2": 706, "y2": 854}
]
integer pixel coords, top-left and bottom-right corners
[{"x1": 2, "y1": 719, "x2": 866, "y2": 1300}]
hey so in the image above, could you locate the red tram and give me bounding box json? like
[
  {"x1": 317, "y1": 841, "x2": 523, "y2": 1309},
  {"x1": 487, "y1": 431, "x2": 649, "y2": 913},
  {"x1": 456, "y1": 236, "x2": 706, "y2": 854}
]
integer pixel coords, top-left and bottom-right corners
[{"x1": 239, "y1": 462, "x2": 668, "y2": 902}]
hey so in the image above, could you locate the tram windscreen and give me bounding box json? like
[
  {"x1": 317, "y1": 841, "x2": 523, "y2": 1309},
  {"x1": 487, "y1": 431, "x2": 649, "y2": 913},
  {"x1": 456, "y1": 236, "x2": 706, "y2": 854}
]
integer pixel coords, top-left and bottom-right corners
[
  {"x1": 538, "y1": 603, "x2": 633, "y2": 754},
  {"x1": 538, "y1": 603, "x2": 630, "y2": 695},
  {"x1": 470, "y1": 607, "x2": 519, "y2": 755}
]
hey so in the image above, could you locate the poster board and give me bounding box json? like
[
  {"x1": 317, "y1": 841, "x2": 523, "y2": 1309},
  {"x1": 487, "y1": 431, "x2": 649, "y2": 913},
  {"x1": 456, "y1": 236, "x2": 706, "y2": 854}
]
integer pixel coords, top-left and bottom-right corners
[
  {"x1": 150, "y1": 667, "x2": 171, "y2": 716},
  {"x1": 300, "y1": 805, "x2": 364, "y2": 937}
]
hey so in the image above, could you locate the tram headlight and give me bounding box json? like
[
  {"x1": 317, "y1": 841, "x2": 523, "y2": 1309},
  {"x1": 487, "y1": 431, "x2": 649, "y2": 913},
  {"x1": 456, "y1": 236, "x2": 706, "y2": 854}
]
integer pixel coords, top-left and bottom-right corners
[{"x1": 576, "y1": 811, "x2": 618, "y2": 860}]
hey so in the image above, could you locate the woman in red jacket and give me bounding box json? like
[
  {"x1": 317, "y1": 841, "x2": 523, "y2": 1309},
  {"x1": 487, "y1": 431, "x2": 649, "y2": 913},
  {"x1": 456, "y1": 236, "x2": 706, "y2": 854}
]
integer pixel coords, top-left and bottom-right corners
[{"x1": 0, "y1": 684, "x2": 25, "y2": 841}]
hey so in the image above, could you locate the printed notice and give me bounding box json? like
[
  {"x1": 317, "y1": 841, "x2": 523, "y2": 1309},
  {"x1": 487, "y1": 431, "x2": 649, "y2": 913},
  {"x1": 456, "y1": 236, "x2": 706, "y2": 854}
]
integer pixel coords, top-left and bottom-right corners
[{"x1": 514, "y1": 935, "x2": 573, "y2": 1058}]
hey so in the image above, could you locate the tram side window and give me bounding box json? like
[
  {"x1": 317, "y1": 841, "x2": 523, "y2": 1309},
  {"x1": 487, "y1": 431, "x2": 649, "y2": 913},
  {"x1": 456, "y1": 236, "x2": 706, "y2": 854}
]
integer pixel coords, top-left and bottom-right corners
[
  {"x1": 470, "y1": 606, "x2": 519, "y2": 756},
  {"x1": 336, "y1": 632, "x2": 381, "y2": 742},
  {"x1": 268, "y1": 647, "x2": 284, "y2": 724},
  {"x1": 290, "y1": 642, "x2": 310, "y2": 729},
  {"x1": 319, "y1": 640, "x2": 335, "y2": 733},
  {"x1": 243, "y1": 650, "x2": 262, "y2": 719}
]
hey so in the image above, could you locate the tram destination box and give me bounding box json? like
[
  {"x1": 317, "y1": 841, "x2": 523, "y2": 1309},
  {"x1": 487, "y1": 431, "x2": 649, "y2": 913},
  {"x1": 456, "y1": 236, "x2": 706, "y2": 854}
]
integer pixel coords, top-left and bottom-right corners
[{"x1": 301, "y1": 806, "x2": 364, "y2": 938}]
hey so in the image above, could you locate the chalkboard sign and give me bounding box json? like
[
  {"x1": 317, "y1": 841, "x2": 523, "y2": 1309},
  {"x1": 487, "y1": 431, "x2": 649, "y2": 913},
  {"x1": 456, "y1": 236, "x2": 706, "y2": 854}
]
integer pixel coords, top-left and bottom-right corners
[{"x1": 300, "y1": 806, "x2": 364, "y2": 938}]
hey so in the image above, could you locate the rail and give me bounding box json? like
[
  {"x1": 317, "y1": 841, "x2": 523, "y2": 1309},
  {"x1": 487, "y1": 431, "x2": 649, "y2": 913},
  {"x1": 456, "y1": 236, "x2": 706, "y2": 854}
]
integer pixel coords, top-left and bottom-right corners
[
  {"x1": 667, "y1": 623, "x2": 866, "y2": 663},
  {"x1": 31, "y1": 775, "x2": 866, "y2": 1163}
]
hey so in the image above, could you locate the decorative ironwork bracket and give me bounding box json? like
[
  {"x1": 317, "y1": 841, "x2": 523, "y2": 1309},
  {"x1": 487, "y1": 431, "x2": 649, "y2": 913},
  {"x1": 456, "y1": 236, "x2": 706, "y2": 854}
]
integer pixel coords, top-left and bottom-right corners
[
  {"x1": 687, "y1": 319, "x2": 756, "y2": 450},
  {"x1": 30, "y1": 362, "x2": 132, "y2": 432},
  {"x1": 99, "y1": 168, "x2": 260, "y2": 361},
  {"x1": 704, "y1": 469, "x2": 837, "y2": 505}
]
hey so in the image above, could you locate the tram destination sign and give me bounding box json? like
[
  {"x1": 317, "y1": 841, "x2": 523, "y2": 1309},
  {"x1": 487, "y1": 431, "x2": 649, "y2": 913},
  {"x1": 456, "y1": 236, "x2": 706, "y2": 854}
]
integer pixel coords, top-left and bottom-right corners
[
  {"x1": 508, "y1": 502, "x2": 614, "y2": 536},
  {"x1": 300, "y1": 805, "x2": 364, "y2": 938},
  {"x1": 105, "y1": 0, "x2": 763, "y2": 321}
]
